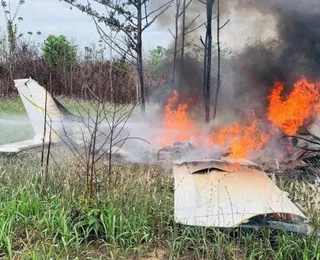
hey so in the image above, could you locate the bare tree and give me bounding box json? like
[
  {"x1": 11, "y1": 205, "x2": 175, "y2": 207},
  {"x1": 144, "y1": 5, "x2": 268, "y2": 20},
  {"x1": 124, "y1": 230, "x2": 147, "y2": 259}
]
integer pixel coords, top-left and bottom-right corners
[
  {"x1": 40, "y1": 81, "x2": 50, "y2": 194},
  {"x1": 179, "y1": 0, "x2": 203, "y2": 70},
  {"x1": 169, "y1": 0, "x2": 202, "y2": 88},
  {"x1": 1, "y1": 0, "x2": 24, "y2": 54},
  {"x1": 200, "y1": 0, "x2": 215, "y2": 123},
  {"x1": 1, "y1": 0, "x2": 24, "y2": 91},
  {"x1": 43, "y1": 58, "x2": 150, "y2": 198},
  {"x1": 213, "y1": 0, "x2": 229, "y2": 119},
  {"x1": 62, "y1": 0, "x2": 172, "y2": 116},
  {"x1": 169, "y1": 0, "x2": 182, "y2": 87},
  {"x1": 54, "y1": 91, "x2": 139, "y2": 198},
  {"x1": 109, "y1": 30, "x2": 114, "y2": 103},
  {"x1": 180, "y1": 0, "x2": 188, "y2": 70}
]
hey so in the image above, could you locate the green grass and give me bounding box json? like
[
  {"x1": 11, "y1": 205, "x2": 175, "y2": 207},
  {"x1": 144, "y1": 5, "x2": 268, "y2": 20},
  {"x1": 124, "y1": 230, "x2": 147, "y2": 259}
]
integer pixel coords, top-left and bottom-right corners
[
  {"x1": 0, "y1": 152, "x2": 318, "y2": 259},
  {"x1": 0, "y1": 98, "x2": 28, "y2": 115},
  {"x1": 0, "y1": 98, "x2": 319, "y2": 259},
  {"x1": 0, "y1": 96, "x2": 96, "y2": 116},
  {"x1": 0, "y1": 96, "x2": 151, "y2": 145},
  {"x1": 0, "y1": 98, "x2": 33, "y2": 144},
  {"x1": 0, "y1": 97, "x2": 125, "y2": 145}
]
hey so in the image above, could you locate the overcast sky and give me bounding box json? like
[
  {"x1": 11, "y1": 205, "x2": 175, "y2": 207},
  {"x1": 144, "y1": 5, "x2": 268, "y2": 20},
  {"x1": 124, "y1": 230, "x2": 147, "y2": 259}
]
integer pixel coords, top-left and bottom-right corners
[
  {"x1": 0, "y1": 0, "x2": 173, "y2": 54},
  {"x1": 0, "y1": 0, "x2": 278, "y2": 55}
]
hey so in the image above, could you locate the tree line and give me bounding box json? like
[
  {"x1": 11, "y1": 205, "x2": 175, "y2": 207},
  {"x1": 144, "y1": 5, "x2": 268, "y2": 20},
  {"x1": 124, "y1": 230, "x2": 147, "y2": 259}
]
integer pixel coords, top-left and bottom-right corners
[{"x1": 1, "y1": 0, "x2": 229, "y2": 121}]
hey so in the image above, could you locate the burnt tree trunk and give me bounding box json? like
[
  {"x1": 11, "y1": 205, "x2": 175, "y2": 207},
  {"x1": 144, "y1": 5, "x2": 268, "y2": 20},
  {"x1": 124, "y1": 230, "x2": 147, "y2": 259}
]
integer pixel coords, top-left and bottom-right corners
[
  {"x1": 202, "y1": 33, "x2": 208, "y2": 118},
  {"x1": 171, "y1": 0, "x2": 181, "y2": 88},
  {"x1": 109, "y1": 30, "x2": 114, "y2": 103},
  {"x1": 213, "y1": 0, "x2": 229, "y2": 120},
  {"x1": 204, "y1": 0, "x2": 214, "y2": 123},
  {"x1": 180, "y1": 0, "x2": 187, "y2": 72},
  {"x1": 213, "y1": 0, "x2": 220, "y2": 120},
  {"x1": 137, "y1": 0, "x2": 146, "y2": 115}
]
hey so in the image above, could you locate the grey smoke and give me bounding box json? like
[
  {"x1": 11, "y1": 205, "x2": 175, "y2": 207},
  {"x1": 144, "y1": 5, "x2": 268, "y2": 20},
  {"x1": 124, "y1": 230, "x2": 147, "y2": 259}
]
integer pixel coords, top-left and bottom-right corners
[
  {"x1": 221, "y1": 0, "x2": 320, "y2": 119},
  {"x1": 99, "y1": 0, "x2": 320, "y2": 163},
  {"x1": 155, "y1": 0, "x2": 320, "y2": 123},
  {"x1": 0, "y1": 116, "x2": 34, "y2": 145}
]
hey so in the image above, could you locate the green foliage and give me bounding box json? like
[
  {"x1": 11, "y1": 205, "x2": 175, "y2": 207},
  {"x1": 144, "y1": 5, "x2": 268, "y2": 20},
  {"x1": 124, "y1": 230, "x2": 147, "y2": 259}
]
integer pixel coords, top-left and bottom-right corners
[
  {"x1": 1, "y1": 0, "x2": 25, "y2": 53},
  {"x1": 42, "y1": 35, "x2": 77, "y2": 70},
  {"x1": 190, "y1": 43, "x2": 232, "y2": 62},
  {"x1": 7, "y1": 21, "x2": 17, "y2": 53},
  {"x1": 148, "y1": 46, "x2": 168, "y2": 71}
]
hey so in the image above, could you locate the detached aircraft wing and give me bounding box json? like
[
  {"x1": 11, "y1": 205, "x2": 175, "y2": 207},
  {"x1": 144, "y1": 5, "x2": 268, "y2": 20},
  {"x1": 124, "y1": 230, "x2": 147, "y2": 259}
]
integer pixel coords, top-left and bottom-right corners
[
  {"x1": 174, "y1": 159, "x2": 311, "y2": 234},
  {"x1": 0, "y1": 78, "x2": 76, "y2": 154}
]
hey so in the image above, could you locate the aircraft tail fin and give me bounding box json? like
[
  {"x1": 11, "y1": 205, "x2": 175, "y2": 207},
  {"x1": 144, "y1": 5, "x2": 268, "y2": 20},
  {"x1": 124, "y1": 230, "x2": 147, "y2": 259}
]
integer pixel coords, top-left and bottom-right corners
[{"x1": 14, "y1": 78, "x2": 73, "y2": 142}]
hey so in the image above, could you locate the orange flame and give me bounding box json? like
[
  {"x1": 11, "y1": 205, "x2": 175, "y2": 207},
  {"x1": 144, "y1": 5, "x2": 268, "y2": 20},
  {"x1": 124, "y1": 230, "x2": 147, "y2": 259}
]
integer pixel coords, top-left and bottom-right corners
[
  {"x1": 267, "y1": 77, "x2": 319, "y2": 135},
  {"x1": 210, "y1": 118, "x2": 270, "y2": 159},
  {"x1": 158, "y1": 76, "x2": 319, "y2": 160},
  {"x1": 157, "y1": 90, "x2": 199, "y2": 147},
  {"x1": 229, "y1": 120, "x2": 270, "y2": 158},
  {"x1": 211, "y1": 122, "x2": 242, "y2": 145}
]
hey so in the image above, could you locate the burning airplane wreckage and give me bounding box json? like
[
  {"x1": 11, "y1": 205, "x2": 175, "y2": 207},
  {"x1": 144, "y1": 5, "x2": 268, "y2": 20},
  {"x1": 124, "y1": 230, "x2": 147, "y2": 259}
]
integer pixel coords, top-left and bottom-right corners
[
  {"x1": 0, "y1": 0, "x2": 319, "y2": 239},
  {"x1": 0, "y1": 77, "x2": 319, "y2": 235}
]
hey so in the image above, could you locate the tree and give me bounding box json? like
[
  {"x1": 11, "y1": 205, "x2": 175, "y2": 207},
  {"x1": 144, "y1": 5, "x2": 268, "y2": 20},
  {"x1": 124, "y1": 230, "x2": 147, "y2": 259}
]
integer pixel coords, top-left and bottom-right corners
[
  {"x1": 213, "y1": 0, "x2": 229, "y2": 119},
  {"x1": 62, "y1": 0, "x2": 172, "y2": 116},
  {"x1": 148, "y1": 45, "x2": 167, "y2": 73},
  {"x1": 169, "y1": 0, "x2": 202, "y2": 88},
  {"x1": 179, "y1": 0, "x2": 203, "y2": 71},
  {"x1": 180, "y1": 0, "x2": 187, "y2": 70},
  {"x1": 42, "y1": 35, "x2": 77, "y2": 71},
  {"x1": 1, "y1": 0, "x2": 25, "y2": 54},
  {"x1": 200, "y1": 0, "x2": 215, "y2": 123},
  {"x1": 170, "y1": 0, "x2": 183, "y2": 86}
]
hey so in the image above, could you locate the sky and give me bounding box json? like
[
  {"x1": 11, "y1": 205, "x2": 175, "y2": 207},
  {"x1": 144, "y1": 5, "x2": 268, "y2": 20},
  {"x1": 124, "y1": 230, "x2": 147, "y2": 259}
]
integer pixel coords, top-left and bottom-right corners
[
  {"x1": 0, "y1": 0, "x2": 278, "y2": 56},
  {"x1": 0, "y1": 0, "x2": 173, "y2": 54}
]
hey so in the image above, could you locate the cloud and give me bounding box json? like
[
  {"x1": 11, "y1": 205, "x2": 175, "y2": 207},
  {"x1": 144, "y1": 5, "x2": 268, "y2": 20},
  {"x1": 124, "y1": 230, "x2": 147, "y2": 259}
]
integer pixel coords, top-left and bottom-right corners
[{"x1": 0, "y1": 0, "x2": 170, "y2": 53}]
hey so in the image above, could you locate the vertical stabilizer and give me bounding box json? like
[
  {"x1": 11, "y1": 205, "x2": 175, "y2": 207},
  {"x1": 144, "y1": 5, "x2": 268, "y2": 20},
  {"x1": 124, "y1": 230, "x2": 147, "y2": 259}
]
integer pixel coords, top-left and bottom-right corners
[{"x1": 14, "y1": 78, "x2": 67, "y2": 142}]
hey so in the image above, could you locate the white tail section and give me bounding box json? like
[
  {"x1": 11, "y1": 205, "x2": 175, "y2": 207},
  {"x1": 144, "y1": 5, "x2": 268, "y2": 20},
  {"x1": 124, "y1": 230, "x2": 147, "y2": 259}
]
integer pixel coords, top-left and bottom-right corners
[{"x1": 14, "y1": 78, "x2": 67, "y2": 142}]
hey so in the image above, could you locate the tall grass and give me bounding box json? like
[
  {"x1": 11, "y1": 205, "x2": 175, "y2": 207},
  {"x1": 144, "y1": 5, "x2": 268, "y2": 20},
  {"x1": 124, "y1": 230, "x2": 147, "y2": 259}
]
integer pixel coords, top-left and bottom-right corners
[
  {"x1": 0, "y1": 151, "x2": 319, "y2": 259},
  {"x1": 0, "y1": 98, "x2": 27, "y2": 115},
  {"x1": 0, "y1": 101, "x2": 319, "y2": 259},
  {"x1": 0, "y1": 99, "x2": 34, "y2": 144},
  {"x1": 0, "y1": 96, "x2": 95, "y2": 116}
]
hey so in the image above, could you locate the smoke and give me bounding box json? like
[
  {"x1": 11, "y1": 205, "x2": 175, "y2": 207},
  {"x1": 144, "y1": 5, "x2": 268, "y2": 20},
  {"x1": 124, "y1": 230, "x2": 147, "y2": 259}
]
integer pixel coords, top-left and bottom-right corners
[
  {"x1": 233, "y1": 0, "x2": 320, "y2": 80},
  {"x1": 0, "y1": 116, "x2": 34, "y2": 145},
  {"x1": 153, "y1": 0, "x2": 207, "y2": 100},
  {"x1": 219, "y1": 0, "x2": 320, "y2": 121},
  {"x1": 155, "y1": 0, "x2": 320, "y2": 122}
]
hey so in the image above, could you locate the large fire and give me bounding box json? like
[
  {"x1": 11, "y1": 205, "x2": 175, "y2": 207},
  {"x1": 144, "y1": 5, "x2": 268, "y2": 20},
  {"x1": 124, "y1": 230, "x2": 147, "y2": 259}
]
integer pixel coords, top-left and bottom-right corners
[
  {"x1": 267, "y1": 77, "x2": 320, "y2": 135},
  {"x1": 157, "y1": 90, "x2": 199, "y2": 147},
  {"x1": 211, "y1": 119, "x2": 270, "y2": 159},
  {"x1": 157, "y1": 76, "x2": 320, "y2": 159}
]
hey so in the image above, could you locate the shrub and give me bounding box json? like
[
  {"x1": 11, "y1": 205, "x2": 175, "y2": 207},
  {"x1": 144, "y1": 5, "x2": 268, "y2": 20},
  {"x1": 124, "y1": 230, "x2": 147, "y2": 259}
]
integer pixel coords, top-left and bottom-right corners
[{"x1": 42, "y1": 34, "x2": 77, "y2": 71}]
